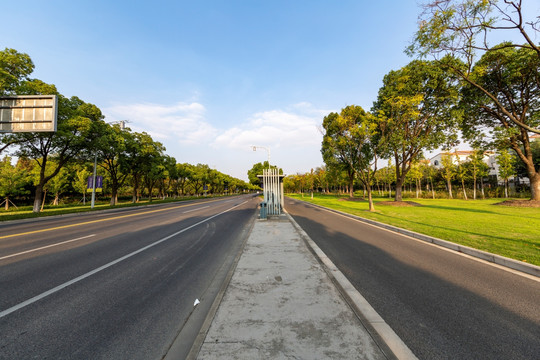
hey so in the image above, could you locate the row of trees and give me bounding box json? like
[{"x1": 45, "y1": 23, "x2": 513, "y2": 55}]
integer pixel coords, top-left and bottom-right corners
[
  {"x1": 286, "y1": 146, "x2": 529, "y2": 201},
  {"x1": 320, "y1": 0, "x2": 539, "y2": 210},
  {"x1": 0, "y1": 49, "x2": 254, "y2": 212},
  {"x1": 0, "y1": 155, "x2": 256, "y2": 211}
]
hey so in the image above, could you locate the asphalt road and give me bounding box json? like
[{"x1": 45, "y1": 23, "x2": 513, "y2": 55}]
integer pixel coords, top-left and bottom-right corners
[
  {"x1": 285, "y1": 197, "x2": 540, "y2": 360},
  {"x1": 0, "y1": 195, "x2": 258, "y2": 360}
]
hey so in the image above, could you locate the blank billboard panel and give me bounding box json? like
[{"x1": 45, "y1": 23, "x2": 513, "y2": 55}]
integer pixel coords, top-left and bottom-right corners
[{"x1": 0, "y1": 95, "x2": 58, "y2": 132}]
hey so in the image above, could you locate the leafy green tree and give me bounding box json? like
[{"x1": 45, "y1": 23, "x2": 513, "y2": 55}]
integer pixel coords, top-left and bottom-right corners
[
  {"x1": 409, "y1": 1, "x2": 540, "y2": 199},
  {"x1": 409, "y1": 160, "x2": 424, "y2": 199},
  {"x1": 459, "y1": 46, "x2": 540, "y2": 200},
  {"x1": 454, "y1": 151, "x2": 469, "y2": 200},
  {"x1": 94, "y1": 123, "x2": 133, "y2": 205},
  {"x1": 125, "y1": 131, "x2": 166, "y2": 202},
  {"x1": 422, "y1": 160, "x2": 437, "y2": 199},
  {"x1": 46, "y1": 166, "x2": 70, "y2": 206},
  {"x1": 467, "y1": 149, "x2": 490, "y2": 199},
  {"x1": 0, "y1": 156, "x2": 30, "y2": 210},
  {"x1": 247, "y1": 161, "x2": 279, "y2": 187},
  {"x1": 176, "y1": 163, "x2": 194, "y2": 196},
  {"x1": 497, "y1": 149, "x2": 516, "y2": 198},
  {"x1": 0, "y1": 48, "x2": 34, "y2": 95},
  {"x1": 441, "y1": 153, "x2": 456, "y2": 198},
  {"x1": 0, "y1": 48, "x2": 35, "y2": 155},
  {"x1": 348, "y1": 106, "x2": 381, "y2": 210},
  {"x1": 373, "y1": 60, "x2": 460, "y2": 201},
  {"x1": 321, "y1": 108, "x2": 360, "y2": 198},
  {"x1": 73, "y1": 165, "x2": 92, "y2": 204},
  {"x1": 409, "y1": 0, "x2": 539, "y2": 77},
  {"x1": 6, "y1": 80, "x2": 103, "y2": 212}
]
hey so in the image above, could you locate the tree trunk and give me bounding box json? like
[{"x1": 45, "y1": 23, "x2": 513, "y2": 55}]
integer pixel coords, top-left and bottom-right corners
[
  {"x1": 504, "y1": 180, "x2": 508, "y2": 198},
  {"x1": 530, "y1": 173, "x2": 540, "y2": 201},
  {"x1": 53, "y1": 193, "x2": 59, "y2": 206},
  {"x1": 394, "y1": 178, "x2": 403, "y2": 201},
  {"x1": 481, "y1": 177, "x2": 485, "y2": 199},
  {"x1": 40, "y1": 190, "x2": 47, "y2": 212},
  {"x1": 473, "y1": 175, "x2": 477, "y2": 200},
  {"x1": 367, "y1": 184, "x2": 375, "y2": 212},
  {"x1": 430, "y1": 178, "x2": 435, "y2": 199},
  {"x1": 5, "y1": 196, "x2": 9, "y2": 210},
  {"x1": 447, "y1": 179, "x2": 453, "y2": 199},
  {"x1": 461, "y1": 179, "x2": 468, "y2": 200},
  {"x1": 349, "y1": 174, "x2": 354, "y2": 198},
  {"x1": 33, "y1": 183, "x2": 44, "y2": 213},
  {"x1": 132, "y1": 175, "x2": 140, "y2": 203}
]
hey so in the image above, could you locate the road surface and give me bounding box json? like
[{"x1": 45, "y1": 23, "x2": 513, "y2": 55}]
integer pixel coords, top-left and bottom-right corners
[
  {"x1": 0, "y1": 195, "x2": 257, "y2": 360},
  {"x1": 285, "y1": 197, "x2": 540, "y2": 360}
]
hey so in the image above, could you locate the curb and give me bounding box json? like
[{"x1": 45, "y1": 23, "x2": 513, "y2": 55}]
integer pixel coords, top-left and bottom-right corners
[
  {"x1": 178, "y1": 207, "x2": 257, "y2": 360},
  {"x1": 289, "y1": 198, "x2": 540, "y2": 278},
  {"x1": 285, "y1": 211, "x2": 418, "y2": 360}
]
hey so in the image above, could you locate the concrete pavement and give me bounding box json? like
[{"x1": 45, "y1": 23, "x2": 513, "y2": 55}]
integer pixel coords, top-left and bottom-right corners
[{"x1": 191, "y1": 213, "x2": 401, "y2": 359}]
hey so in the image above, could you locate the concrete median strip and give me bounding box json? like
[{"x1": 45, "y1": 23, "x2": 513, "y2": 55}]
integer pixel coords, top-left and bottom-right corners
[
  {"x1": 192, "y1": 212, "x2": 417, "y2": 359},
  {"x1": 287, "y1": 212, "x2": 418, "y2": 360}
]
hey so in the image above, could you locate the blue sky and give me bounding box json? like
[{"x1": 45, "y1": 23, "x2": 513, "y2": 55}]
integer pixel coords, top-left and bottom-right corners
[{"x1": 2, "y1": 1, "x2": 433, "y2": 180}]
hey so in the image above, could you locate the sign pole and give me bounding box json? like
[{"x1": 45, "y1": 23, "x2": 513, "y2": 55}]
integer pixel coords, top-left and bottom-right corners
[{"x1": 91, "y1": 153, "x2": 97, "y2": 209}]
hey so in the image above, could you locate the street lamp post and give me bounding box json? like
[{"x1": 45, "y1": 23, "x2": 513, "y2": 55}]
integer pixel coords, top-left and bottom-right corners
[{"x1": 251, "y1": 146, "x2": 270, "y2": 168}]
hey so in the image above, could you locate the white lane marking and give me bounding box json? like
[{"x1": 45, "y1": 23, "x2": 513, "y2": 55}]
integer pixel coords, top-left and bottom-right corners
[
  {"x1": 0, "y1": 200, "x2": 249, "y2": 319},
  {"x1": 0, "y1": 234, "x2": 97, "y2": 261},
  {"x1": 182, "y1": 206, "x2": 210, "y2": 214}
]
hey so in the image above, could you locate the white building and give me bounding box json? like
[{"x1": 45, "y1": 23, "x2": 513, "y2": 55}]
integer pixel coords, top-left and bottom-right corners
[
  {"x1": 429, "y1": 150, "x2": 498, "y2": 177},
  {"x1": 429, "y1": 149, "x2": 531, "y2": 186}
]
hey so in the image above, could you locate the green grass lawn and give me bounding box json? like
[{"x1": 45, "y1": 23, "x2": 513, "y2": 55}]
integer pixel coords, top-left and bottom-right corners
[
  {"x1": 0, "y1": 195, "x2": 214, "y2": 221},
  {"x1": 287, "y1": 193, "x2": 540, "y2": 266}
]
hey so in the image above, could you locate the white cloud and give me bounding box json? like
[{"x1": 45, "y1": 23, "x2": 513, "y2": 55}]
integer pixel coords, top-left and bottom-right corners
[
  {"x1": 212, "y1": 104, "x2": 325, "y2": 150},
  {"x1": 103, "y1": 101, "x2": 217, "y2": 144}
]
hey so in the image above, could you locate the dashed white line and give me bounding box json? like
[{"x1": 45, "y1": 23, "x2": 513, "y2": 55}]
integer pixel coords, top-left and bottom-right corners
[
  {"x1": 0, "y1": 200, "x2": 249, "y2": 319},
  {"x1": 0, "y1": 234, "x2": 96, "y2": 261}
]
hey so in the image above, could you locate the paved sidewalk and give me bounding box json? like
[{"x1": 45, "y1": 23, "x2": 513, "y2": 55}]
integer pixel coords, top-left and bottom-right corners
[{"x1": 195, "y1": 214, "x2": 386, "y2": 359}]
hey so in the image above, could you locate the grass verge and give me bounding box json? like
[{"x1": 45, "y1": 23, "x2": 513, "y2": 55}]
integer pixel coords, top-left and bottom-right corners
[
  {"x1": 287, "y1": 193, "x2": 540, "y2": 267},
  {"x1": 0, "y1": 196, "x2": 221, "y2": 222}
]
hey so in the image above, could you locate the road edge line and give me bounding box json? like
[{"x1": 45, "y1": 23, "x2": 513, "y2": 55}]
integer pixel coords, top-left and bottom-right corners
[{"x1": 285, "y1": 210, "x2": 418, "y2": 360}]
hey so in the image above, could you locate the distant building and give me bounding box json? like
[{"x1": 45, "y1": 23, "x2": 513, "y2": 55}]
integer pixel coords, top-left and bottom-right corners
[
  {"x1": 430, "y1": 150, "x2": 498, "y2": 177},
  {"x1": 429, "y1": 149, "x2": 530, "y2": 187}
]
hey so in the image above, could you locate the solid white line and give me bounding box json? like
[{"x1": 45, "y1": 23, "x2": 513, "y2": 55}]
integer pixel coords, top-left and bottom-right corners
[
  {"x1": 182, "y1": 206, "x2": 210, "y2": 214},
  {"x1": 285, "y1": 211, "x2": 418, "y2": 359},
  {"x1": 0, "y1": 200, "x2": 249, "y2": 319},
  {"x1": 0, "y1": 234, "x2": 97, "y2": 261}
]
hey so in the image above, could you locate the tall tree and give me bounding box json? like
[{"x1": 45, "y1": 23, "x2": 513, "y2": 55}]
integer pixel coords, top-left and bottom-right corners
[
  {"x1": 321, "y1": 109, "x2": 359, "y2": 198},
  {"x1": 94, "y1": 122, "x2": 133, "y2": 205},
  {"x1": 409, "y1": 0, "x2": 540, "y2": 200},
  {"x1": 373, "y1": 60, "x2": 460, "y2": 201},
  {"x1": 0, "y1": 48, "x2": 35, "y2": 155},
  {"x1": 0, "y1": 156, "x2": 30, "y2": 210},
  {"x1": 247, "y1": 161, "x2": 280, "y2": 187},
  {"x1": 497, "y1": 149, "x2": 516, "y2": 198},
  {"x1": 6, "y1": 80, "x2": 103, "y2": 212},
  {"x1": 349, "y1": 107, "x2": 381, "y2": 211},
  {"x1": 467, "y1": 149, "x2": 490, "y2": 199},
  {"x1": 0, "y1": 48, "x2": 34, "y2": 95},
  {"x1": 441, "y1": 153, "x2": 456, "y2": 199},
  {"x1": 459, "y1": 46, "x2": 540, "y2": 200}
]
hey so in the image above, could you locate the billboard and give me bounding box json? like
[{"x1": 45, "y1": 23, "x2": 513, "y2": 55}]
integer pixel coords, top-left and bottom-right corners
[{"x1": 0, "y1": 95, "x2": 58, "y2": 132}]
